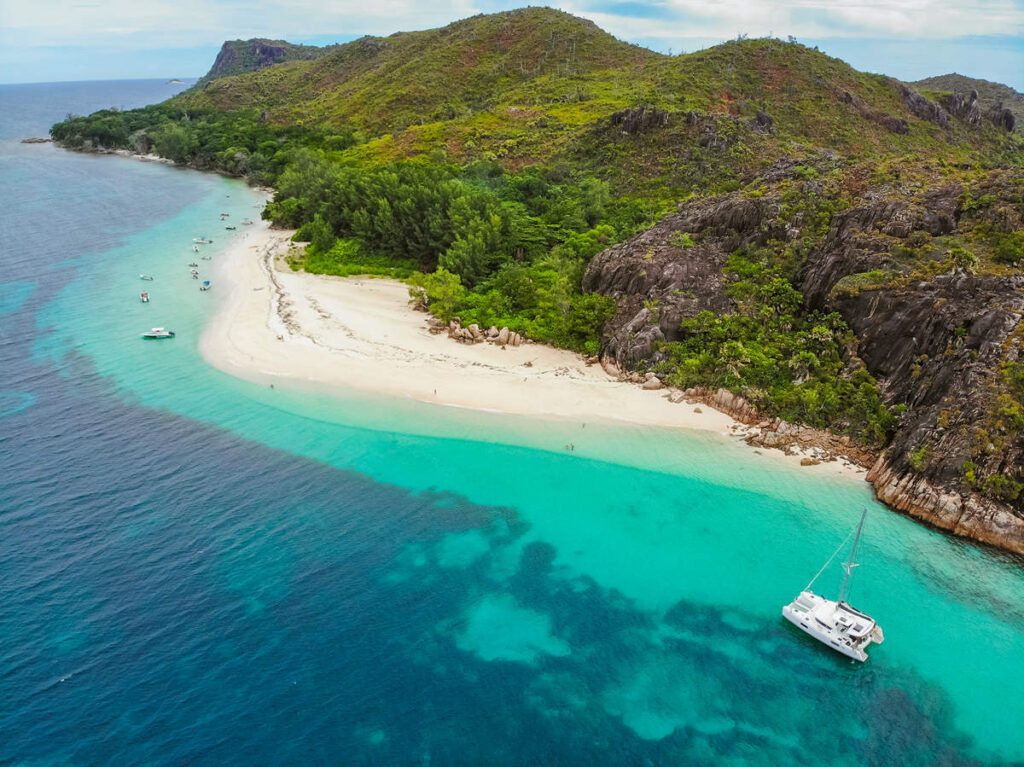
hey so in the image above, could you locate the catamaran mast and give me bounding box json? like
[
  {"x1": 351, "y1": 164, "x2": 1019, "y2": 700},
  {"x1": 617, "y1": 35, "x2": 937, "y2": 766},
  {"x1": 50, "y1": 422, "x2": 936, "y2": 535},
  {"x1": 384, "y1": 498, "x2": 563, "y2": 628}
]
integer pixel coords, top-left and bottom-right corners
[{"x1": 838, "y1": 507, "x2": 867, "y2": 605}]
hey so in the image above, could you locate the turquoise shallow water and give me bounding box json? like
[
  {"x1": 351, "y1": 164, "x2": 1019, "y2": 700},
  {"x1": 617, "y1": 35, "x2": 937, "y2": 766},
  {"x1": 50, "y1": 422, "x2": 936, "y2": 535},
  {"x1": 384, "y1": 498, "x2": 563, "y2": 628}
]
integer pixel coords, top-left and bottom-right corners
[{"x1": 3, "y1": 81, "x2": 1024, "y2": 764}]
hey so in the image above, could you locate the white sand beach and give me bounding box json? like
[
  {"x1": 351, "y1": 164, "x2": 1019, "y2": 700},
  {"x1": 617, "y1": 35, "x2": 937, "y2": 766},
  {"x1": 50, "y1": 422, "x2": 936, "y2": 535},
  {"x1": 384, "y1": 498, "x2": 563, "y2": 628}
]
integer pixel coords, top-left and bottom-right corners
[{"x1": 200, "y1": 221, "x2": 868, "y2": 479}]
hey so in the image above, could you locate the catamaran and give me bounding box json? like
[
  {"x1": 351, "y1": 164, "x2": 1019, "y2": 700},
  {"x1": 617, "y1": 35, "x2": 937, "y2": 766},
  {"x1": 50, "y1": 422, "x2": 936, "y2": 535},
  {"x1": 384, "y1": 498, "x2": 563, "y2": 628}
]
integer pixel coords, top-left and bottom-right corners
[{"x1": 781, "y1": 507, "x2": 884, "y2": 662}]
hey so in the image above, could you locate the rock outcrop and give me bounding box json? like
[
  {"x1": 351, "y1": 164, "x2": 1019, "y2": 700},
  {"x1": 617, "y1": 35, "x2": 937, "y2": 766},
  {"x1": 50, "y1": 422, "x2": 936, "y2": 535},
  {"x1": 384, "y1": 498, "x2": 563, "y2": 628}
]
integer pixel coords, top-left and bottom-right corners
[
  {"x1": 583, "y1": 194, "x2": 784, "y2": 368},
  {"x1": 941, "y1": 90, "x2": 983, "y2": 126},
  {"x1": 898, "y1": 84, "x2": 950, "y2": 128},
  {"x1": 988, "y1": 102, "x2": 1017, "y2": 133},
  {"x1": 446, "y1": 318, "x2": 523, "y2": 347},
  {"x1": 868, "y1": 458, "x2": 1024, "y2": 555},
  {"x1": 912, "y1": 73, "x2": 1024, "y2": 135},
  {"x1": 610, "y1": 105, "x2": 669, "y2": 135},
  {"x1": 797, "y1": 189, "x2": 959, "y2": 308}
]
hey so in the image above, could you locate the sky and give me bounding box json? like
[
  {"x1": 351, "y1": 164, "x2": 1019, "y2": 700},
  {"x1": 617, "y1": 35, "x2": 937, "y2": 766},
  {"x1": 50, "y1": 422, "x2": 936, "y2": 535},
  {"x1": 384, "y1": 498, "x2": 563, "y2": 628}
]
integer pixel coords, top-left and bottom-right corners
[{"x1": 1, "y1": 0, "x2": 1022, "y2": 90}]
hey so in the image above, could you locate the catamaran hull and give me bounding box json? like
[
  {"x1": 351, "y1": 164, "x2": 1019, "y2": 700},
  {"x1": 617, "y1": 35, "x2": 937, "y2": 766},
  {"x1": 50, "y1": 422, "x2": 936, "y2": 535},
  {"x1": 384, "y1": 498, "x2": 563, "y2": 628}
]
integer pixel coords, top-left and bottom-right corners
[{"x1": 782, "y1": 604, "x2": 868, "y2": 662}]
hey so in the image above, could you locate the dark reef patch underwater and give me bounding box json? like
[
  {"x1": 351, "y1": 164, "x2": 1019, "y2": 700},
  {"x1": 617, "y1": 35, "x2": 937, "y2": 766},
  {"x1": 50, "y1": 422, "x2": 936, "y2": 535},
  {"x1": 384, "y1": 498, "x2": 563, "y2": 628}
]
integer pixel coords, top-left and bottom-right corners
[{"x1": 1, "y1": 80, "x2": 1023, "y2": 765}]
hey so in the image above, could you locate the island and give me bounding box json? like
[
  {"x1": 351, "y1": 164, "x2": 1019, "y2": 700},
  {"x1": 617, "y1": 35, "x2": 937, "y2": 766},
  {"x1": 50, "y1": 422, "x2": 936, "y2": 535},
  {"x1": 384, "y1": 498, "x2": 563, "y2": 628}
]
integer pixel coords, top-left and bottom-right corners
[{"x1": 49, "y1": 7, "x2": 1024, "y2": 555}]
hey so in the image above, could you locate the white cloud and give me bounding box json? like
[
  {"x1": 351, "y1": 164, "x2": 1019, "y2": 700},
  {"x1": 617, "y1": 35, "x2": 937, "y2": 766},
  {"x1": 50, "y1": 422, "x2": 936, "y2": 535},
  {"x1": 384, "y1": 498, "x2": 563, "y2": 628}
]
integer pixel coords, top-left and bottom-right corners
[
  {"x1": 0, "y1": 0, "x2": 481, "y2": 48},
  {"x1": 566, "y1": 0, "x2": 1024, "y2": 41},
  {"x1": 1, "y1": 0, "x2": 1021, "y2": 52}
]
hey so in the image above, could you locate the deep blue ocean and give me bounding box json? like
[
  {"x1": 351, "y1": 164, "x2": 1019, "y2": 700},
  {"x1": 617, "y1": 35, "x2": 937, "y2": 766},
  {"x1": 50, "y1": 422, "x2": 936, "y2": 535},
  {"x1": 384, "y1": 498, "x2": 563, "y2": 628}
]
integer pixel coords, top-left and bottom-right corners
[{"x1": 2, "y1": 79, "x2": 1024, "y2": 765}]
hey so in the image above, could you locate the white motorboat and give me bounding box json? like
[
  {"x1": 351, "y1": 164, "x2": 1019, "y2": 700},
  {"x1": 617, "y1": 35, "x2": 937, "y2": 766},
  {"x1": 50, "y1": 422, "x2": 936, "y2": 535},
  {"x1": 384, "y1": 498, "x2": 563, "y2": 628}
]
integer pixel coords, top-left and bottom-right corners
[
  {"x1": 200, "y1": 280, "x2": 211, "y2": 291},
  {"x1": 193, "y1": 236, "x2": 212, "y2": 244},
  {"x1": 241, "y1": 219, "x2": 254, "y2": 225},
  {"x1": 781, "y1": 508, "x2": 884, "y2": 662},
  {"x1": 139, "y1": 274, "x2": 154, "y2": 281},
  {"x1": 141, "y1": 327, "x2": 175, "y2": 339}
]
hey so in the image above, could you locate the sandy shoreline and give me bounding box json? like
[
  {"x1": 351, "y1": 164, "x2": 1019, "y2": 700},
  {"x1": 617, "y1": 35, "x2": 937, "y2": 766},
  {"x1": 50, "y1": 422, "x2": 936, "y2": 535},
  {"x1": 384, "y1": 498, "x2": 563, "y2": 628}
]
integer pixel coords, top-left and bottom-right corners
[{"x1": 199, "y1": 220, "x2": 867, "y2": 480}]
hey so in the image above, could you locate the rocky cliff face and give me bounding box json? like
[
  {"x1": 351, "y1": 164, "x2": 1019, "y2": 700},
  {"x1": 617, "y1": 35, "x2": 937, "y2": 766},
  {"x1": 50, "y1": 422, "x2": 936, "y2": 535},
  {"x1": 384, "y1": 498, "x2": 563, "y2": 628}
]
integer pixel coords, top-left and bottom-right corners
[
  {"x1": 802, "y1": 178, "x2": 1024, "y2": 553},
  {"x1": 835, "y1": 271, "x2": 1024, "y2": 553},
  {"x1": 584, "y1": 154, "x2": 1024, "y2": 554},
  {"x1": 583, "y1": 195, "x2": 783, "y2": 368},
  {"x1": 197, "y1": 39, "x2": 336, "y2": 87},
  {"x1": 913, "y1": 73, "x2": 1024, "y2": 136}
]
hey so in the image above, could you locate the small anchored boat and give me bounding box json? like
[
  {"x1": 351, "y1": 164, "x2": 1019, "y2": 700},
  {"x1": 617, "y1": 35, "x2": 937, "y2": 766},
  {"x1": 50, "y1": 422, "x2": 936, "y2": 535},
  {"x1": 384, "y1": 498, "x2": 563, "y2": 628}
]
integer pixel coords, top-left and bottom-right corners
[
  {"x1": 193, "y1": 236, "x2": 212, "y2": 244},
  {"x1": 200, "y1": 280, "x2": 211, "y2": 291},
  {"x1": 782, "y1": 508, "x2": 884, "y2": 662},
  {"x1": 201, "y1": 255, "x2": 211, "y2": 260},
  {"x1": 139, "y1": 274, "x2": 154, "y2": 281},
  {"x1": 141, "y1": 327, "x2": 175, "y2": 339},
  {"x1": 225, "y1": 225, "x2": 236, "y2": 230},
  {"x1": 140, "y1": 290, "x2": 150, "y2": 302},
  {"x1": 241, "y1": 219, "x2": 254, "y2": 225}
]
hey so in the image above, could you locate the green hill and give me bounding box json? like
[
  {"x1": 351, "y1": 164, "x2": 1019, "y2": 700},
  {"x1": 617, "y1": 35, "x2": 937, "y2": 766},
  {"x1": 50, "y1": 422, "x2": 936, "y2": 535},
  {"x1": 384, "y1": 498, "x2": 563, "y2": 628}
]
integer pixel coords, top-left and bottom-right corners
[
  {"x1": 54, "y1": 8, "x2": 1020, "y2": 190},
  {"x1": 178, "y1": 11, "x2": 1015, "y2": 162},
  {"x1": 183, "y1": 9, "x2": 656, "y2": 135},
  {"x1": 153, "y1": 9, "x2": 1019, "y2": 197},
  {"x1": 912, "y1": 73, "x2": 1024, "y2": 135}
]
